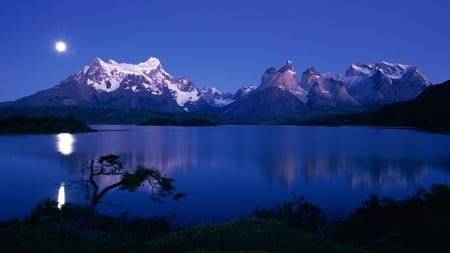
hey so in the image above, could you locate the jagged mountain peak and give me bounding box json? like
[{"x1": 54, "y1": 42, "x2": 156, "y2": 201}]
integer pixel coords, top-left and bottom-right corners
[
  {"x1": 298, "y1": 66, "x2": 360, "y2": 108},
  {"x1": 260, "y1": 60, "x2": 302, "y2": 94},
  {"x1": 280, "y1": 60, "x2": 294, "y2": 72},
  {"x1": 72, "y1": 57, "x2": 172, "y2": 94},
  {"x1": 303, "y1": 66, "x2": 320, "y2": 75},
  {"x1": 138, "y1": 57, "x2": 162, "y2": 67},
  {"x1": 40, "y1": 56, "x2": 203, "y2": 110},
  {"x1": 264, "y1": 60, "x2": 296, "y2": 74},
  {"x1": 345, "y1": 61, "x2": 426, "y2": 80},
  {"x1": 300, "y1": 67, "x2": 321, "y2": 89},
  {"x1": 86, "y1": 56, "x2": 165, "y2": 76},
  {"x1": 96, "y1": 56, "x2": 161, "y2": 68},
  {"x1": 199, "y1": 87, "x2": 234, "y2": 107},
  {"x1": 4, "y1": 57, "x2": 433, "y2": 119},
  {"x1": 232, "y1": 85, "x2": 257, "y2": 101},
  {"x1": 343, "y1": 61, "x2": 431, "y2": 107}
]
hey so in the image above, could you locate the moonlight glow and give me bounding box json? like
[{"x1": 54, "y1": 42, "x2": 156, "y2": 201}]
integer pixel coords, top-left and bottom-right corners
[
  {"x1": 55, "y1": 41, "x2": 67, "y2": 53},
  {"x1": 56, "y1": 133, "x2": 75, "y2": 155},
  {"x1": 57, "y1": 182, "x2": 65, "y2": 210}
]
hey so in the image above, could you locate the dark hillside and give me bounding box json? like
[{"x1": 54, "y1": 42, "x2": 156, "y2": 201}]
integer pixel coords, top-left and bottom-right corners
[{"x1": 373, "y1": 80, "x2": 450, "y2": 131}]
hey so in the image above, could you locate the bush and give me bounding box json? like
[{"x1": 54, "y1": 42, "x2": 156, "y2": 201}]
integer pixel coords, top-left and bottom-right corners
[
  {"x1": 253, "y1": 193, "x2": 322, "y2": 234},
  {"x1": 336, "y1": 184, "x2": 450, "y2": 253},
  {"x1": 24, "y1": 198, "x2": 172, "y2": 239}
]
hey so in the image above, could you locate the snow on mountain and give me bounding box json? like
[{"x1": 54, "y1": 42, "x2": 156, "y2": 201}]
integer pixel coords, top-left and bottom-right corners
[
  {"x1": 342, "y1": 61, "x2": 431, "y2": 107},
  {"x1": 342, "y1": 61, "x2": 430, "y2": 87},
  {"x1": 5, "y1": 57, "x2": 432, "y2": 116},
  {"x1": 70, "y1": 57, "x2": 202, "y2": 109},
  {"x1": 168, "y1": 78, "x2": 200, "y2": 107},
  {"x1": 232, "y1": 85, "x2": 257, "y2": 100},
  {"x1": 237, "y1": 59, "x2": 428, "y2": 111},
  {"x1": 77, "y1": 57, "x2": 165, "y2": 92},
  {"x1": 200, "y1": 87, "x2": 234, "y2": 107}
]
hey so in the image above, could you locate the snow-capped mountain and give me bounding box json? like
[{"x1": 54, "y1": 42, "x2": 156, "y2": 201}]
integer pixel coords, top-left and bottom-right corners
[
  {"x1": 199, "y1": 87, "x2": 234, "y2": 107},
  {"x1": 243, "y1": 60, "x2": 429, "y2": 110},
  {"x1": 222, "y1": 60, "x2": 431, "y2": 120},
  {"x1": 68, "y1": 57, "x2": 201, "y2": 108},
  {"x1": 341, "y1": 62, "x2": 431, "y2": 107},
  {"x1": 9, "y1": 57, "x2": 230, "y2": 111},
  {"x1": 4, "y1": 57, "x2": 432, "y2": 122}
]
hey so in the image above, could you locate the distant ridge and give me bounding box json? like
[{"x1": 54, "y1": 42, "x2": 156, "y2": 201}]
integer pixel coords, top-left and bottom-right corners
[{"x1": 0, "y1": 57, "x2": 432, "y2": 122}]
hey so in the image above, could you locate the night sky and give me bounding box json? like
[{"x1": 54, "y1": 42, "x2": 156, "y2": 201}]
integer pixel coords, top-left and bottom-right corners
[{"x1": 1, "y1": 0, "x2": 449, "y2": 102}]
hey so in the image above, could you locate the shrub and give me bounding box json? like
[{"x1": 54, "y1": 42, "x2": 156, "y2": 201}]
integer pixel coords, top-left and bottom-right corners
[
  {"x1": 253, "y1": 193, "x2": 322, "y2": 234},
  {"x1": 336, "y1": 184, "x2": 450, "y2": 253}
]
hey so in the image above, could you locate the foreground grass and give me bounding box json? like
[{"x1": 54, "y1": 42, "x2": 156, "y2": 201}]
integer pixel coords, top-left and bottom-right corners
[
  {"x1": 1, "y1": 218, "x2": 366, "y2": 253},
  {"x1": 147, "y1": 219, "x2": 366, "y2": 253},
  {"x1": 0, "y1": 221, "x2": 126, "y2": 253}
]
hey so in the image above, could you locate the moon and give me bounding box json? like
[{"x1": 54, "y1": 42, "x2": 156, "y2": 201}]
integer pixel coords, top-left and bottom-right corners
[{"x1": 55, "y1": 41, "x2": 67, "y2": 53}]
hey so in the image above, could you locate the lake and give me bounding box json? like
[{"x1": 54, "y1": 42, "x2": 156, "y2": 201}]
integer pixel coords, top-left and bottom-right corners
[{"x1": 1, "y1": 125, "x2": 450, "y2": 226}]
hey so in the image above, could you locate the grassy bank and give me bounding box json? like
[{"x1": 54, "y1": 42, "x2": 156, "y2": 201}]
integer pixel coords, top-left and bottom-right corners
[{"x1": 0, "y1": 218, "x2": 365, "y2": 253}]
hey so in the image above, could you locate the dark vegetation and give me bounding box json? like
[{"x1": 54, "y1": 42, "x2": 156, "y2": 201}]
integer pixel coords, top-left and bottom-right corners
[
  {"x1": 253, "y1": 193, "x2": 323, "y2": 235},
  {"x1": 1, "y1": 200, "x2": 174, "y2": 253},
  {"x1": 1, "y1": 208, "x2": 363, "y2": 253},
  {"x1": 0, "y1": 155, "x2": 362, "y2": 253},
  {"x1": 2, "y1": 180, "x2": 450, "y2": 252},
  {"x1": 139, "y1": 117, "x2": 217, "y2": 126},
  {"x1": 0, "y1": 115, "x2": 93, "y2": 134},
  {"x1": 253, "y1": 184, "x2": 450, "y2": 253},
  {"x1": 336, "y1": 184, "x2": 450, "y2": 253},
  {"x1": 0, "y1": 155, "x2": 188, "y2": 252},
  {"x1": 144, "y1": 219, "x2": 363, "y2": 253},
  {"x1": 371, "y1": 80, "x2": 450, "y2": 132},
  {"x1": 0, "y1": 106, "x2": 221, "y2": 125}
]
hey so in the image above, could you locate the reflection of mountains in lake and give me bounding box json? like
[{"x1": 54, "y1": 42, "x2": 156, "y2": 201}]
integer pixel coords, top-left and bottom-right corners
[
  {"x1": 258, "y1": 154, "x2": 433, "y2": 189},
  {"x1": 59, "y1": 148, "x2": 448, "y2": 191},
  {"x1": 44, "y1": 126, "x2": 450, "y2": 192}
]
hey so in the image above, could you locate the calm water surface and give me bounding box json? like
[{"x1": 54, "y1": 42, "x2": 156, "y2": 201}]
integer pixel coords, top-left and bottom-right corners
[{"x1": 1, "y1": 125, "x2": 450, "y2": 226}]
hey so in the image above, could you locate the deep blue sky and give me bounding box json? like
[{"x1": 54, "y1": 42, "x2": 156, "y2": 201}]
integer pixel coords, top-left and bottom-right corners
[{"x1": 1, "y1": 0, "x2": 449, "y2": 101}]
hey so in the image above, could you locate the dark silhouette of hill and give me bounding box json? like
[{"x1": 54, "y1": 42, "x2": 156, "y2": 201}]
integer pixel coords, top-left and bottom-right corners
[
  {"x1": 373, "y1": 80, "x2": 450, "y2": 132},
  {"x1": 0, "y1": 115, "x2": 93, "y2": 134}
]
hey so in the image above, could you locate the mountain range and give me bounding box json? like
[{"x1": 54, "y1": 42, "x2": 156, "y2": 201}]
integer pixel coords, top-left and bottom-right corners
[{"x1": 1, "y1": 57, "x2": 433, "y2": 123}]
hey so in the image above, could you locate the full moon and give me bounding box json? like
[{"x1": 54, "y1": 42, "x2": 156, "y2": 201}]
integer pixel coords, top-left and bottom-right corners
[{"x1": 55, "y1": 41, "x2": 67, "y2": 53}]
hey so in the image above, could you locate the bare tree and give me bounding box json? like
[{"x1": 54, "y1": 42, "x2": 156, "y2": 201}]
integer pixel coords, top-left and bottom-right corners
[{"x1": 73, "y1": 154, "x2": 185, "y2": 211}]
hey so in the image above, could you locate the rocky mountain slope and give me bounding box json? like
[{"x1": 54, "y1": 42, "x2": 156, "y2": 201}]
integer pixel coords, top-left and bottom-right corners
[
  {"x1": 222, "y1": 60, "x2": 430, "y2": 120},
  {"x1": 2, "y1": 57, "x2": 432, "y2": 122},
  {"x1": 7, "y1": 57, "x2": 230, "y2": 112}
]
